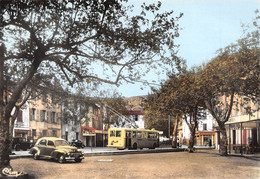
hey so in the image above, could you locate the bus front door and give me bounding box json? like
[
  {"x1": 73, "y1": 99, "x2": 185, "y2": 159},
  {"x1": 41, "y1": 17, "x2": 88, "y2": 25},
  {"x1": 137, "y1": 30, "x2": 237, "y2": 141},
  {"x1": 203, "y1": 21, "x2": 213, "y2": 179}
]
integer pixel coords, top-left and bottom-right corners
[{"x1": 126, "y1": 131, "x2": 131, "y2": 149}]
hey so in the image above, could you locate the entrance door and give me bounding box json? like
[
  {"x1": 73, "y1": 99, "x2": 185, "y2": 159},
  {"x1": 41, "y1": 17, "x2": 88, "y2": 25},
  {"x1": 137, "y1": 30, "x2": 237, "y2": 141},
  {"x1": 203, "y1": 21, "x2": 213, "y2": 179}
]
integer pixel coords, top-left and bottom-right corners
[
  {"x1": 252, "y1": 128, "x2": 257, "y2": 145},
  {"x1": 232, "y1": 130, "x2": 236, "y2": 144},
  {"x1": 125, "y1": 131, "x2": 131, "y2": 148}
]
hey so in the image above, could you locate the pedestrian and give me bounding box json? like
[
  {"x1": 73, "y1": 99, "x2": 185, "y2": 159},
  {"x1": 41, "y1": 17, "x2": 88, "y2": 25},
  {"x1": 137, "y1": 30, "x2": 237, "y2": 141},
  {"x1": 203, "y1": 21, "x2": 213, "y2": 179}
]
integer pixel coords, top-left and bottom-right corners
[{"x1": 209, "y1": 139, "x2": 212, "y2": 147}]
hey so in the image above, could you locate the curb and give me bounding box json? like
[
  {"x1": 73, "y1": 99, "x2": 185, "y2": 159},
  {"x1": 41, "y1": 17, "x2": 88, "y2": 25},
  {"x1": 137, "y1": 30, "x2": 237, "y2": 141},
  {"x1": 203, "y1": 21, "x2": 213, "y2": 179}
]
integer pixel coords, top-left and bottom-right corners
[
  {"x1": 85, "y1": 148, "x2": 185, "y2": 157},
  {"x1": 10, "y1": 148, "x2": 185, "y2": 159}
]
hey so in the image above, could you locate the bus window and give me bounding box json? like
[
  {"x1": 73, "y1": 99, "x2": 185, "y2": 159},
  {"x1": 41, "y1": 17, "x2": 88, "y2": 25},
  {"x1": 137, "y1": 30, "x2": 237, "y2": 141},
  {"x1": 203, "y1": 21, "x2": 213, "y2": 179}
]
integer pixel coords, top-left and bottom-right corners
[
  {"x1": 116, "y1": 131, "x2": 121, "y2": 137},
  {"x1": 133, "y1": 131, "x2": 136, "y2": 138},
  {"x1": 143, "y1": 132, "x2": 148, "y2": 139},
  {"x1": 110, "y1": 130, "x2": 115, "y2": 137},
  {"x1": 148, "y1": 132, "x2": 156, "y2": 138},
  {"x1": 126, "y1": 131, "x2": 131, "y2": 138},
  {"x1": 137, "y1": 131, "x2": 142, "y2": 138}
]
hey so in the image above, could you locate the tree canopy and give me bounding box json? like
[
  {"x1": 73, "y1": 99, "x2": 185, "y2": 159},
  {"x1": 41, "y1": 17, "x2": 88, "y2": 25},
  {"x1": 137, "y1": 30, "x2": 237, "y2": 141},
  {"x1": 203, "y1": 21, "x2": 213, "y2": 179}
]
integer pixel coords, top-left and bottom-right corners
[{"x1": 0, "y1": 0, "x2": 183, "y2": 174}]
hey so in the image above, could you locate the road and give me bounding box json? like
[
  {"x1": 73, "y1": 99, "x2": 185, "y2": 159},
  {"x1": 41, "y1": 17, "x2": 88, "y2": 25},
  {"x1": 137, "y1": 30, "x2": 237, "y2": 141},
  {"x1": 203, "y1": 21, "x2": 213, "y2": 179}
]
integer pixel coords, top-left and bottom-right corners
[{"x1": 11, "y1": 150, "x2": 260, "y2": 179}]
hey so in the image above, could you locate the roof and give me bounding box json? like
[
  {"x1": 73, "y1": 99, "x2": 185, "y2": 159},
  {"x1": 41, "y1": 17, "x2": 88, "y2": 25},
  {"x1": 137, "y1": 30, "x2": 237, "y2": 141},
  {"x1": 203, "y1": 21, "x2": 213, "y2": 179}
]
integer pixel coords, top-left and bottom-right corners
[
  {"x1": 124, "y1": 96, "x2": 146, "y2": 111},
  {"x1": 37, "y1": 137, "x2": 64, "y2": 141}
]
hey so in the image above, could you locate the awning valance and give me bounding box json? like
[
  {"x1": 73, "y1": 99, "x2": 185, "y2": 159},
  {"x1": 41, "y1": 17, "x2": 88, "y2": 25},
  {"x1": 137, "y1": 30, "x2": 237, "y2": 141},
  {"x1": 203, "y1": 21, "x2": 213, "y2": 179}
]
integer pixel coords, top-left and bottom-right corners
[{"x1": 81, "y1": 126, "x2": 108, "y2": 134}]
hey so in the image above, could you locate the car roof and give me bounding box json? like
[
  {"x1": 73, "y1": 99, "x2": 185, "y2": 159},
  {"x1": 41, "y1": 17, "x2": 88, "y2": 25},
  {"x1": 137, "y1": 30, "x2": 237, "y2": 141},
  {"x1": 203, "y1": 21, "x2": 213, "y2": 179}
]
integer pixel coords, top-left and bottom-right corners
[{"x1": 38, "y1": 137, "x2": 65, "y2": 141}]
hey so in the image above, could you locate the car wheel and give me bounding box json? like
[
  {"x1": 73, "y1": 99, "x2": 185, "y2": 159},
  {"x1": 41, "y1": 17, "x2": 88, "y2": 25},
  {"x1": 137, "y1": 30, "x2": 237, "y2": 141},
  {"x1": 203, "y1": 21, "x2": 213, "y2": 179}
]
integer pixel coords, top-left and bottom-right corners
[
  {"x1": 58, "y1": 154, "x2": 65, "y2": 164},
  {"x1": 33, "y1": 152, "x2": 39, "y2": 160},
  {"x1": 75, "y1": 158, "x2": 82, "y2": 163}
]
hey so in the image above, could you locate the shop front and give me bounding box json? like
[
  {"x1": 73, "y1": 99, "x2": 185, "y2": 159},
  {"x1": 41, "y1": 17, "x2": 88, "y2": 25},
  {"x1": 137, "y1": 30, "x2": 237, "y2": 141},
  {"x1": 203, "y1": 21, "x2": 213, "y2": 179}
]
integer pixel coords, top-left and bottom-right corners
[
  {"x1": 81, "y1": 126, "x2": 108, "y2": 147},
  {"x1": 198, "y1": 132, "x2": 215, "y2": 147},
  {"x1": 226, "y1": 119, "x2": 260, "y2": 154}
]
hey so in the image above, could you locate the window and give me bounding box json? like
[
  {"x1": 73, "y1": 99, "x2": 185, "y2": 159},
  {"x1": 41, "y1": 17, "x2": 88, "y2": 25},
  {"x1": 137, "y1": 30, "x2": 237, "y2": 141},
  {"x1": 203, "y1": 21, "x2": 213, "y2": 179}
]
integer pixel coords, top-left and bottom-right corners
[
  {"x1": 47, "y1": 140, "x2": 55, "y2": 146},
  {"x1": 40, "y1": 110, "x2": 46, "y2": 121},
  {"x1": 42, "y1": 130, "x2": 47, "y2": 137},
  {"x1": 137, "y1": 131, "x2": 142, "y2": 138},
  {"x1": 203, "y1": 124, "x2": 207, "y2": 131},
  {"x1": 116, "y1": 131, "x2": 121, "y2": 137},
  {"x1": 39, "y1": 139, "x2": 46, "y2": 145},
  {"x1": 32, "y1": 129, "x2": 36, "y2": 137},
  {"x1": 17, "y1": 110, "x2": 23, "y2": 122},
  {"x1": 64, "y1": 118, "x2": 68, "y2": 124},
  {"x1": 52, "y1": 130, "x2": 57, "y2": 137},
  {"x1": 51, "y1": 112, "x2": 56, "y2": 123},
  {"x1": 133, "y1": 131, "x2": 137, "y2": 138},
  {"x1": 110, "y1": 130, "x2": 115, "y2": 137},
  {"x1": 126, "y1": 131, "x2": 131, "y2": 138},
  {"x1": 65, "y1": 131, "x2": 68, "y2": 141},
  {"x1": 76, "y1": 132, "x2": 79, "y2": 140},
  {"x1": 32, "y1": 108, "x2": 36, "y2": 120}
]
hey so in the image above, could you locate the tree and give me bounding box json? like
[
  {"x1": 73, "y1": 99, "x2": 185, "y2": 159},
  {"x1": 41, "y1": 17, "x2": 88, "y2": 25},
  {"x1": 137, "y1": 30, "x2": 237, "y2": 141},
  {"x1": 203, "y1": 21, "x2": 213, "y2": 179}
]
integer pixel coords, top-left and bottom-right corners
[
  {"x1": 145, "y1": 69, "x2": 206, "y2": 152},
  {"x1": 101, "y1": 96, "x2": 127, "y2": 129},
  {"x1": 199, "y1": 11, "x2": 259, "y2": 156},
  {"x1": 144, "y1": 92, "x2": 174, "y2": 138},
  {"x1": 165, "y1": 71, "x2": 206, "y2": 152},
  {"x1": 0, "y1": 0, "x2": 182, "y2": 175}
]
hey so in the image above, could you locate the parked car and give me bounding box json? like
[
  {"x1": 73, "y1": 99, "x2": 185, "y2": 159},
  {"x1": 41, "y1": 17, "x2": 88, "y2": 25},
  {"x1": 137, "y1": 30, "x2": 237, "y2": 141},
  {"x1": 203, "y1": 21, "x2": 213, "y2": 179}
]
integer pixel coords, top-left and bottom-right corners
[
  {"x1": 29, "y1": 137, "x2": 84, "y2": 163},
  {"x1": 12, "y1": 137, "x2": 31, "y2": 151},
  {"x1": 70, "y1": 139, "x2": 85, "y2": 148}
]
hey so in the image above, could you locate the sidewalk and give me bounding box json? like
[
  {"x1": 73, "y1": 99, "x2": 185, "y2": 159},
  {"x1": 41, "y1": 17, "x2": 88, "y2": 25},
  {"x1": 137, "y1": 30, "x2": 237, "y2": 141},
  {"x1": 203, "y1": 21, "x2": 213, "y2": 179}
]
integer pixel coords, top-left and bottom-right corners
[
  {"x1": 9, "y1": 146, "x2": 184, "y2": 159},
  {"x1": 10, "y1": 145, "x2": 259, "y2": 161}
]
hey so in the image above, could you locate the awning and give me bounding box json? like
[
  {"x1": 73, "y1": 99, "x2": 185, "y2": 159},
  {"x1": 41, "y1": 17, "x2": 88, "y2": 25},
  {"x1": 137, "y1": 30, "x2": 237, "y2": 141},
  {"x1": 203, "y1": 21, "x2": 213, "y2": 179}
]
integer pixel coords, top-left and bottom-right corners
[
  {"x1": 15, "y1": 129, "x2": 29, "y2": 134},
  {"x1": 81, "y1": 126, "x2": 96, "y2": 133},
  {"x1": 95, "y1": 130, "x2": 108, "y2": 134},
  {"x1": 81, "y1": 126, "x2": 108, "y2": 135},
  {"x1": 198, "y1": 132, "x2": 215, "y2": 135}
]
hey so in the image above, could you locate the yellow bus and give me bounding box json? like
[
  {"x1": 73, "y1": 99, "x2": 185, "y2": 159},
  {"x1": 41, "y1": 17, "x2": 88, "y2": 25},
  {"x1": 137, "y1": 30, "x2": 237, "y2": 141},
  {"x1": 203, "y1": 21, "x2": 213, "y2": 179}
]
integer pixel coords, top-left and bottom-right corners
[{"x1": 107, "y1": 128, "x2": 160, "y2": 150}]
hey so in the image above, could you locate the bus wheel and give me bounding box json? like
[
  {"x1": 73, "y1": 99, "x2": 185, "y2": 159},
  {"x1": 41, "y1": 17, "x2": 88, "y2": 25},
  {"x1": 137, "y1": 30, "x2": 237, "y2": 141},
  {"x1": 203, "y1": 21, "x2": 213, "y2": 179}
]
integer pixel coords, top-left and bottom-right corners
[{"x1": 133, "y1": 143, "x2": 137, "y2": 149}]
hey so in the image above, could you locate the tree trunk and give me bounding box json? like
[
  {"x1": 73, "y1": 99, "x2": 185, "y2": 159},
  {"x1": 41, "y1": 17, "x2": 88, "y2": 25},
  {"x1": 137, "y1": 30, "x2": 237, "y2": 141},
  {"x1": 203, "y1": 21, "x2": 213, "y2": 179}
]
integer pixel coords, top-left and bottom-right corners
[
  {"x1": 219, "y1": 123, "x2": 228, "y2": 156},
  {"x1": 0, "y1": 110, "x2": 12, "y2": 176},
  {"x1": 188, "y1": 126, "x2": 196, "y2": 153},
  {"x1": 172, "y1": 116, "x2": 179, "y2": 148}
]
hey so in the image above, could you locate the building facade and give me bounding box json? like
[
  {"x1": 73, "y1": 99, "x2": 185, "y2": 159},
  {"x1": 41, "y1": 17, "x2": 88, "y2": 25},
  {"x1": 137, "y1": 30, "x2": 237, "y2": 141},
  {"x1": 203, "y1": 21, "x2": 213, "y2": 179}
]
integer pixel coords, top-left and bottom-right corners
[
  {"x1": 81, "y1": 103, "x2": 107, "y2": 147},
  {"x1": 182, "y1": 110, "x2": 215, "y2": 146},
  {"x1": 13, "y1": 102, "x2": 30, "y2": 140},
  {"x1": 216, "y1": 96, "x2": 260, "y2": 154},
  {"x1": 122, "y1": 96, "x2": 145, "y2": 129},
  {"x1": 28, "y1": 95, "x2": 62, "y2": 142}
]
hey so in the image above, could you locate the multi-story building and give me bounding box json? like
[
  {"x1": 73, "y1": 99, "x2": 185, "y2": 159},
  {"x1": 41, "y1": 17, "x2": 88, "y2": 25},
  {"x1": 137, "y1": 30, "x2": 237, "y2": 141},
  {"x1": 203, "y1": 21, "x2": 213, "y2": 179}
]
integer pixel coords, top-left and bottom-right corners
[
  {"x1": 122, "y1": 96, "x2": 145, "y2": 129},
  {"x1": 81, "y1": 103, "x2": 107, "y2": 147},
  {"x1": 182, "y1": 110, "x2": 215, "y2": 146},
  {"x1": 28, "y1": 94, "x2": 62, "y2": 142},
  {"x1": 13, "y1": 102, "x2": 30, "y2": 140},
  {"x1": 60, "y1": 100, "x2": 82, "y2": 142},
  {"x1": 217, "y1": 96, "x2": 260, "y2": 154}
]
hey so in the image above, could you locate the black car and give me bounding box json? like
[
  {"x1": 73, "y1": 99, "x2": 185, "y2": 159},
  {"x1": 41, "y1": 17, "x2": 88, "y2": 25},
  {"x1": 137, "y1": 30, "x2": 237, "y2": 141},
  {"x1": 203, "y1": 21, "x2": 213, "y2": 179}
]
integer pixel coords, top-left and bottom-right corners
[
  {"x1": 70, "y1": 140, "x2": 85, "y2": 148},
  {"x1": 12, "y1": 137, "x2": 32, "y2": 151}
]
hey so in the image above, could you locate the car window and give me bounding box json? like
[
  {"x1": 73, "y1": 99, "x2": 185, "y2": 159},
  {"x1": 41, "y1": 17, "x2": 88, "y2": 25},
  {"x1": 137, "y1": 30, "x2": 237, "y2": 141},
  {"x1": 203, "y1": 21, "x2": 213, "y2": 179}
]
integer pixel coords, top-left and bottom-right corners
[
  {"x1": 47, "y1": 140, "x2": 55, "y2": 146},
  {"x1": 39, "y1": 139, "x2": 46, "y2": 146},
  {"x1": 55, "y1": 140, "x2": 70, "y2": 146}
]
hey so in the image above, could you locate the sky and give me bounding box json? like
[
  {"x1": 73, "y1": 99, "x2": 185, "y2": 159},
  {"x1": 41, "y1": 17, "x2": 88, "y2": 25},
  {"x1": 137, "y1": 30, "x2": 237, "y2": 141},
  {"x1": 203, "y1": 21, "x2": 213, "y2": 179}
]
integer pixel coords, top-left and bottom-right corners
[{"x1": 116, "y1": 0, "x2": 260, "y2": 97}]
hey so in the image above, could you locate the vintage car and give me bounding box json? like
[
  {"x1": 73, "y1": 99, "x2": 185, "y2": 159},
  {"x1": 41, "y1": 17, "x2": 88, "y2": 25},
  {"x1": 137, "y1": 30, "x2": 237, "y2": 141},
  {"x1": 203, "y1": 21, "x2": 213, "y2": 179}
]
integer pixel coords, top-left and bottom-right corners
[
  {"x1": 12, "y1": 137, "x2": 32, "y2": 151},
  {"x1": 29, "y1": 137, "x2": 84, "y2": 163},
  {"x1": 70, "y1": 139, "x2": 85, "y2": 148}
]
